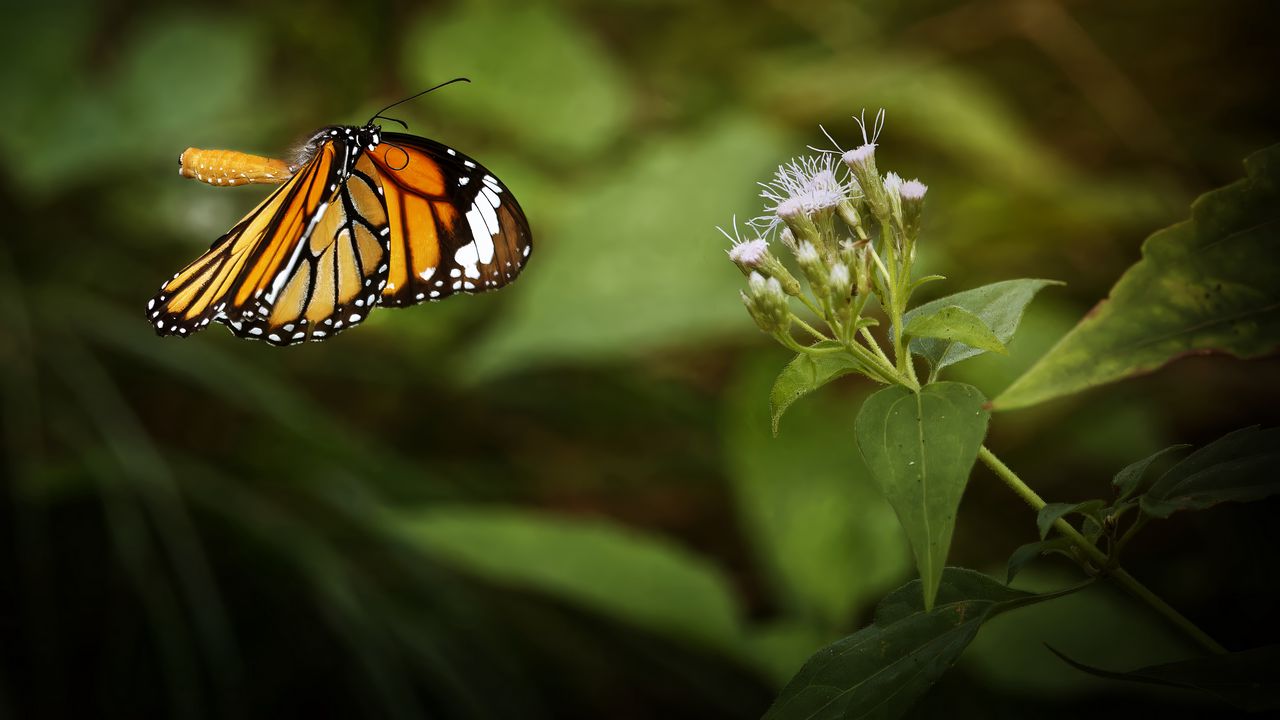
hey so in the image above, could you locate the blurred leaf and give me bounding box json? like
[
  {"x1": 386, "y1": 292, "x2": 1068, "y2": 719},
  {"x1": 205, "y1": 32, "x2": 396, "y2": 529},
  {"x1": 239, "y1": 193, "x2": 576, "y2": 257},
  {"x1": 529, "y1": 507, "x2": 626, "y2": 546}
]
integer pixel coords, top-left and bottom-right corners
[
  {"x1": 726, "y1": 356, "x2": 911, "y2": 631},
  {"x1": 753, "y1": 54, "x2": 1074, "y2": 192},
  {"x1": 744, "y1": 621, "x2": 834, "y2": 688},
  {"x1": 467, "y1": 116, "x2": 790, "y2": 377},
  {"x1": 764, "y1": 569, "x2": 1050, "y2": 720},
  {"x1": 1114, "y1": 444, "x2": 1192, "y2": 501},
  {"x1": 403, "y1": 3, "x2": 630, "y2": 160},
  {"x1": 116, "y1": 15, "x2": 263, "y2": 152},
  {"x1": 1141, "y1": 426, "x2": 1280, "y2": 518},
  {"x1": 854, "y1": 383, "x2": 990, "y2": 610},
  {"x1": 1005, "y1": 538, "x2": 1073, "y2": 583},
  {"x1": 903, "y1": 279, "x2": 1061, "y2": 379},
  {"x1": 395, "y1": 507, "x2": 743, "y2": 652},
  {"x1": 995, "y1": 145, "x2": 1280, "y2": 410},
  {"x1": 768, "y1": 341, "x2": 861, "y2": 436},
  {"x1": 1036, "y1": 500, "x2": 1105, "y2": 540},
  {"x1": 1049, "y1": 644, "x2": 1280, "y2": 712},
  {"x1": 904, "y1": 304, "x2": 1007, "y2": 357}
]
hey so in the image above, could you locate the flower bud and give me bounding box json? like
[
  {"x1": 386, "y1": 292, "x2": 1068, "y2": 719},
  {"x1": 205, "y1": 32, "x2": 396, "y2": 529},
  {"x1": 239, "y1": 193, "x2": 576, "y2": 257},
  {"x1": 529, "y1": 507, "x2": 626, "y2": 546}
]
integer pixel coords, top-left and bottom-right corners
[
  {"x1": 854, "y1": 243, "x2": 873, "y2": 297},
  {"x1": 837, "y1": 198, "x2": 863, "y2": 237},
  {"x1": 828, "y1": 262, "x2": 853, "y2": 306},
  {"x1": 724, "y1": 229, "x2": 802, "y2": 296},
  {"x1": 778, "y1": 227, "x2": 798, "y2": 255},
  {"x1": 776, "y1": 198, "x2": 821, "y2": 248},
  {"x1": 899, "y1": 179, "x2": 927, "y2": 240},
  {"x1": 842, "y1": 144, "x2": 890, "y2": 223},
  {"x1": 794, "y1": 240, "x2": 828, "y2": 296},
  {"x1": 727, "y1": 237, "x2": 769, "y2": 273},
  {"x1": 742, "y1": 272, "x2": 790, "y2": 334}
]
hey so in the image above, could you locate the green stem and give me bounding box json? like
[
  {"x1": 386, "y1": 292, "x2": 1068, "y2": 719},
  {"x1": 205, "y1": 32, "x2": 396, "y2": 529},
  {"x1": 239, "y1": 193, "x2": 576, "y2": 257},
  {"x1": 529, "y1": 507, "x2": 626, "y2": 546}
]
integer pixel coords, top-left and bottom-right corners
[
  {"x1": 858, "y1": 327, "x2": 894, "y2": 369},
  {"x1": 791, "y1": 315, "x2": 830, "y2": 343},
  {"x1": 976, "y1": 446, "x2": 1227, "y2": 655}
]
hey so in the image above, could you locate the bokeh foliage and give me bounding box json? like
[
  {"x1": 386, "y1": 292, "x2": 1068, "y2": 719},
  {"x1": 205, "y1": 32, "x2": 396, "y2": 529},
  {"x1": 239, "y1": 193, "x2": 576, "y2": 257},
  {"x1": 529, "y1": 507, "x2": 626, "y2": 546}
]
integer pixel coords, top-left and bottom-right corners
[{"x1": 2, "y1": 0, "x2": 1278, "y2": 718}]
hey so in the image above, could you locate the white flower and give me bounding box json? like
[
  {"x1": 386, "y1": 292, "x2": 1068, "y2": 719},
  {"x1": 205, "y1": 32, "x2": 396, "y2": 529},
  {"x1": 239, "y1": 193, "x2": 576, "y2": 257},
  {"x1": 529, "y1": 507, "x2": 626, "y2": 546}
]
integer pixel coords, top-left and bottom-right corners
[
  {"x1": 795, "y1": 240, "x2": 820, "y2": 266},
  {"x1": 727, "y1": 237, "x2": 769, "y2": 268},
  {"x1": 883, "y1": 171, "x2": 903, "y2": 197},
  {"x1": 900, "y1": 179, "x2": 928, "y2": 201},
  {"x1": 748, "y1": 271, "x2": 769, "y2": 295},
  {"x1": 757, "y1": 154, "x2": 853, "y2": 227},
  {"x1": 829, "y1": 262, "x2": 851, "y2": 290},
  {"x1": 842, "y1": 144, "x2": 876, "y2": 167}
]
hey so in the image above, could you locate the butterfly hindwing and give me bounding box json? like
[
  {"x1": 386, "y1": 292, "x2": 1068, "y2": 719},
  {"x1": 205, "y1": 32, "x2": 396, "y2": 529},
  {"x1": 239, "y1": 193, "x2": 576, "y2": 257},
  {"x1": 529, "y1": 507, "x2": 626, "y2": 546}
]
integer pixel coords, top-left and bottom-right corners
[{"x1": 365, "y1": 133, "x2": 532, "y2": 307}]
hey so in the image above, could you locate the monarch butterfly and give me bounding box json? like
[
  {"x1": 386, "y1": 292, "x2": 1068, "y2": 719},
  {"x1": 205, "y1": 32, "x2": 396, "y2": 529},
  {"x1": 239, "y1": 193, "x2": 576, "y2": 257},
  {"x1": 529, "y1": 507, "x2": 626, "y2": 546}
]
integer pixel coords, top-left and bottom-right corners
[{"x1": 147, "y1": 78, "x2": 532, "y2": 346}]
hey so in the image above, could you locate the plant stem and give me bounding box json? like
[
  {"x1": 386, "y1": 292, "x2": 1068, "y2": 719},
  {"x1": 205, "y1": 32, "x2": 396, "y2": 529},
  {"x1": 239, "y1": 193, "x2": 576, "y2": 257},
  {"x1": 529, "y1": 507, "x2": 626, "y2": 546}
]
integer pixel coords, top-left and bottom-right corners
[
  {"x1": 791, "y1": 315, "x2": 830, "y2": 343},
  {"x1": 976, "y1": 446, "x2": 1228, "y2": 655},
  {"x1": 858, "y1": 327, "x2": 895, "y2": 369}
]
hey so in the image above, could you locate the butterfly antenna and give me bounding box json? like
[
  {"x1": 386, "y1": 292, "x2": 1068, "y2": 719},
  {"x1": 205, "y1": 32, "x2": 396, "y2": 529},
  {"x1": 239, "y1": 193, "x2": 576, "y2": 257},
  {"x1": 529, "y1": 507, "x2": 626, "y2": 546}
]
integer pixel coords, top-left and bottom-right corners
[{"x1": 368, "y1": 77, "x2": 471, "y2": 126}]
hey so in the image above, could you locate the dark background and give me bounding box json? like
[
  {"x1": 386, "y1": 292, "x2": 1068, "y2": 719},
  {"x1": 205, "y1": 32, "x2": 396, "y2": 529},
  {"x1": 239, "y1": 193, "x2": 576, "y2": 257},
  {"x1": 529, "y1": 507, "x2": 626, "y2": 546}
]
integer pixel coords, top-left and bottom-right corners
[{"x1": 2, "y1": 0, "x2": 1278, "y2": 717}]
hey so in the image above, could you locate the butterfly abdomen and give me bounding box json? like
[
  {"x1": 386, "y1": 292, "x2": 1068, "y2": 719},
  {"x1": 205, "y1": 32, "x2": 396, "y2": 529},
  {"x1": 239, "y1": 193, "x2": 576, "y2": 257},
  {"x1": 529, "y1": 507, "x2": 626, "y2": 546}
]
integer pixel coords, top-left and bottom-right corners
[{"x1": 178, "y1": 148, "x2": 294, "y2": 186}]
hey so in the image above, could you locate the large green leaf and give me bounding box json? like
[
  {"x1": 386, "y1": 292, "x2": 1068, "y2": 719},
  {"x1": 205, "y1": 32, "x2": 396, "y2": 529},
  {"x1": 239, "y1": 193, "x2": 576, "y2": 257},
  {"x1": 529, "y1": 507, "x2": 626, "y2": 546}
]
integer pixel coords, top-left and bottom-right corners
[
  {"x1": 854, "y1": 383, "x2": 990, "y2": 610},
  {"x1": 1113, "y1": 444, "x2": 1192, "y2": 501},
  {"x1": 764, "y1": 569, "x2": 1050, "y2": 720},
  {"x1": 726, "y1": 358, "x2": 912, "y2": 635},
  {"x1": 465, "y1": 117, "x2": 790, "y2": 377},
  {"x1": 902, "y1": 279, "x2": 1061, "y2": 378},
  {"x1": 1049, "y1": 645, "x2": 1280, "y2": 712},
  {"x1": 994, "y1": 145, "x2": 1280, "y2": 410},
  {"x1": 394, "y1": 507, "x2": 743, "y2": 652},
  {"x1": 1141, "y1": 426, "x2": 1280, "y2": 518},
  {"x1": 769, "y1": 342, "x2": 862, "y2": 436},
  {"x1": 903, "y1": 305, "x2": 1006, "y2": 356}
]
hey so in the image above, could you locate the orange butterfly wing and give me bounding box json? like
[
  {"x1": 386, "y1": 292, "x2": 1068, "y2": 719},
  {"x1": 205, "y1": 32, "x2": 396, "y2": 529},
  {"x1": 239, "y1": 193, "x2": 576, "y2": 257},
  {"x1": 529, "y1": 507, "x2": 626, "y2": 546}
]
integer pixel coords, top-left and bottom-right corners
[
  {"x1": 147, "y1": 141, "x2": 348, "y2": 337},
  {"x1": 364, "y1": 133, "x2": 532, "y2": 306},
  {"x1": 224, "y1": 152, "x2": 391, "y2": 344}
]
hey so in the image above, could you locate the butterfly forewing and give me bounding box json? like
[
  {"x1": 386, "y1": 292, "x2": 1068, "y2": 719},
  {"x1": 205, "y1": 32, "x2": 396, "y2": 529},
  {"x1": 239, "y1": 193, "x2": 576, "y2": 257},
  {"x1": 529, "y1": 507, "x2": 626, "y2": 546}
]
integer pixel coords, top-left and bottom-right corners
[
  {"x1": 225, "y1": 154, "x2": 391, "y2": 345},
  {"x1": 366, "y1": 133, "x2": 532, "y2": 306},
  {"x1": 147, "y1": 142, "x2": 346, "y2": 336}
]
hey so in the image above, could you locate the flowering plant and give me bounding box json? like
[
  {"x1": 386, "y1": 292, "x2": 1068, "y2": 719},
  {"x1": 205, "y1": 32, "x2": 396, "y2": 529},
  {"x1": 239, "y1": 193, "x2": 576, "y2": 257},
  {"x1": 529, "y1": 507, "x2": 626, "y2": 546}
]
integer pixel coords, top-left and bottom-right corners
[{"x1": 726, "y1": 115, "x2": 1280, "y2": 717}]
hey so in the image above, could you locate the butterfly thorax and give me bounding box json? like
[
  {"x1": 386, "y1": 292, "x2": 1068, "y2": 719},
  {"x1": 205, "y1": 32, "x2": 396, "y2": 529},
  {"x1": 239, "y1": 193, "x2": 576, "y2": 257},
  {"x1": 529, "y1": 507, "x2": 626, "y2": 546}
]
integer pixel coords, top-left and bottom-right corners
[{"x1": 296, "y1": 124, "x2": 382, "y2": 172}]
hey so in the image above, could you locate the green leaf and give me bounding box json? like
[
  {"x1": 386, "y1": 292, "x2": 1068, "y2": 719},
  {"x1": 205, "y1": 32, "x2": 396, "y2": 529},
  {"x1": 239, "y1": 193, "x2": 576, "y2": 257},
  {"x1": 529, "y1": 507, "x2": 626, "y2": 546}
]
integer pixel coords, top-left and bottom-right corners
[
  {"x1": 904, "y1": 305, "x2": 1007, "y2": 355},
  {"x1": 1141, "y1": 426, "x2": 1280, "y2": 518},
  {"x1": 1006, "y1": 538, "x2": 1073, "y2": 583},
  {"x1": 394, "y1": 507, "x2": 742, "y2": 651},
  {"x1": 727, "y1": 357, "x2": 912, "y2": 633},
  {"x1": 902, "y1": 279, "x2": 1061, "y2": 375},
  {"x1": 854, "y1": 383, "x2": 990, "y2": 610},
  {"x1": 874, "y1": 568, "x2": 1031, "y2": 624},
  {"x1": 769, "y1": 342, "x2": 862, "y2": 436},
  {"x1": 764, "y1": 569, "x2": 1050, "y2": 720},
  {"x1": 1113, "y1": 444, "x2": 1192, "y2": 501},
  {"x1": 1036, "y1": 500, "x2": 1105, "y2": 540},
  {"x1": 1049, "y1": 645, "x2": 1280, "y2": 712},
  {"x1": 465, "y1": 116, "x2": 791, "y2": 378},
  {"x1": 994, "y1": 145, "x2": 1280, "y2": 410}
]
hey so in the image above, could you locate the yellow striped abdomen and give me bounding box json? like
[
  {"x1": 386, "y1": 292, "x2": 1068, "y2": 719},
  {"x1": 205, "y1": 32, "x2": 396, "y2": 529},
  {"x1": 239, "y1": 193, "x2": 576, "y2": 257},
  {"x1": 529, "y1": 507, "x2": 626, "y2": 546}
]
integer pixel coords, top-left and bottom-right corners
[{"x1": 178, "y1": 148, "x2": 294, "y2": 186}]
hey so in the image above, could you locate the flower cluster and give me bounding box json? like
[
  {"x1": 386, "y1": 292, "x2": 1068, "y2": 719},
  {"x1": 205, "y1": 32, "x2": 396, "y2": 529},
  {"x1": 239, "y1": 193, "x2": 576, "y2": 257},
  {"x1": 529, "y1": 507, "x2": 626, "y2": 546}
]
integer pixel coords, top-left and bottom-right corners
[{"x1": 722, "y1": 111, "x2": 929, "y2": 384}]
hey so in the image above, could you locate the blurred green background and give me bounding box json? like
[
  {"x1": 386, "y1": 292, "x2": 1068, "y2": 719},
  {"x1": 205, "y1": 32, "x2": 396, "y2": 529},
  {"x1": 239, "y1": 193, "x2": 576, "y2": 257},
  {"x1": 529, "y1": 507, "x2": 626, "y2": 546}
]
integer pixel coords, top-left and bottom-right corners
[{"x1": 2, "y1": 0, "x2": 1279, "y2": 717}]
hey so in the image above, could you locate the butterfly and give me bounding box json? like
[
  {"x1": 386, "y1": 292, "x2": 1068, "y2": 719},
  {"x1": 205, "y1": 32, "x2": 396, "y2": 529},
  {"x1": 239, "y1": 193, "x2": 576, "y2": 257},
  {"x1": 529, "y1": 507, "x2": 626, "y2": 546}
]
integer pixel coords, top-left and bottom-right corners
[{"x1": 147, "y1": 79, "x2": 532, "y2": 346}]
